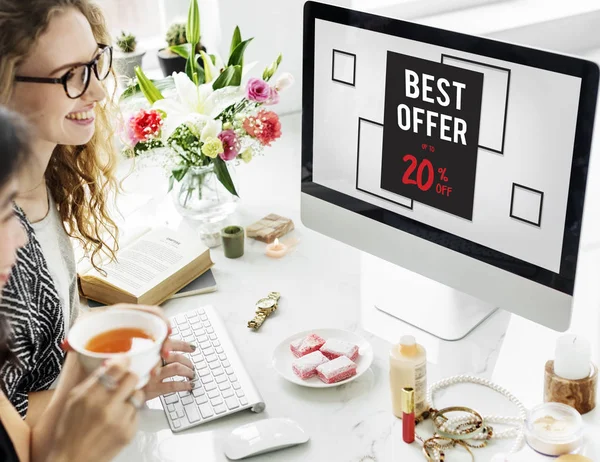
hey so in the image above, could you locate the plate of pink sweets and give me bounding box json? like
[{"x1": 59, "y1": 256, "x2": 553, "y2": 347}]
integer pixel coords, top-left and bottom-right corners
[{"x1": 272, "y1": 329, "x2": 374, "y2": 388}]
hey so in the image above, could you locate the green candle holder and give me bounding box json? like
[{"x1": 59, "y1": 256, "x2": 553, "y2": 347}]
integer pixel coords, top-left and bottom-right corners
[{"x1": 221, "y1": 225, "x2": 245, "y2": 258}]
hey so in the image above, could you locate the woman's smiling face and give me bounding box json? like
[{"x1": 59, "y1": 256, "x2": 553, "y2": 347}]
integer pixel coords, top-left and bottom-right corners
[{"x1": 10, "y1": 7, "x2": 107, "y2": 147}]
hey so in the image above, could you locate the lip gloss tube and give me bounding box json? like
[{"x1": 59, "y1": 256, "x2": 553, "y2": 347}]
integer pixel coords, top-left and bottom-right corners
[{"x1": 402, "y1": 387, "x2": 415, "y2": 443}]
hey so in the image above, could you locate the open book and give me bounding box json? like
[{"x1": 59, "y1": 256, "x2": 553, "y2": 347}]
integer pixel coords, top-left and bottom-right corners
[{"x1": 79, "y1": 227, "x2": 214, "y2": 306}]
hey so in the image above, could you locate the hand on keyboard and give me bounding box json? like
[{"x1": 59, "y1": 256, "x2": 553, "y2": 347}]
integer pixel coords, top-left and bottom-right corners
[
  {"x1": 160, "y1": 306, "x2": 265, "y2": 432},
  {"x1": 144, "y1": 338, "x2": 196, "y2": 400}
]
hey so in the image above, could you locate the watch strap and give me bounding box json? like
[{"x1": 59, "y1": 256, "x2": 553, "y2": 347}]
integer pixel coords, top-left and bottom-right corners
[{"x1": 268, "y1": 291, "x2": 281, "y2": 302}]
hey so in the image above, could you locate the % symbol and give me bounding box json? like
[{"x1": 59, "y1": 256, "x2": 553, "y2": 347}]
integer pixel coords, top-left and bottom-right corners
[
  {"x1": 429, "y1": 145, "x2": 435, "y2": 152},
  {"x1": 437, "y1": 167, "x2": 449, "y2": 182},
  {"x1": 421, "y1": 143, "x2": 428, "y2": 150}
]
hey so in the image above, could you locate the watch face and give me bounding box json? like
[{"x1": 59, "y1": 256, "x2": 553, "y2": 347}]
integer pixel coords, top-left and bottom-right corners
[{"x1": 257, "y1": 298, "x2": 276, "y2": 309}]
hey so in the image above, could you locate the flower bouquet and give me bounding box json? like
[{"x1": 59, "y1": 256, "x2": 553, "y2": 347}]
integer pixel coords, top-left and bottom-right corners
[{"x1": 120, "y1": 0, "x2": 293, "y2": 221}]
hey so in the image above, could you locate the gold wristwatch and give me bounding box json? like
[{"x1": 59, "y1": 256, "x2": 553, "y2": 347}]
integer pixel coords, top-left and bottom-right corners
[{"x1": 248, "y1": 292, "x2": 281, "y2": 330}]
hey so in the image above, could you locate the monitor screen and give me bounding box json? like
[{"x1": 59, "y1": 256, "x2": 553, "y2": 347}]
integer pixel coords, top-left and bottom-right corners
[{"x1": 302, "y1": 2, "x2": 598, "y2": 296}]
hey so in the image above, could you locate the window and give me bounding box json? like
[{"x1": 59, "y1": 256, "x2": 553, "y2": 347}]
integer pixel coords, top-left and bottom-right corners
[
  {"x1": 96, "y1": 0, "x2": 218, "y2": 74},
  {"x1": 97, "y1": 0, "x2": 165, "y2": 40}
]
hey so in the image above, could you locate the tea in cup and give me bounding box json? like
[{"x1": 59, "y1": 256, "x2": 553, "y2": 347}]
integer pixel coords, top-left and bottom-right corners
[{"x1": 68, "y1": 309, "x2": 168, "y2": 388}]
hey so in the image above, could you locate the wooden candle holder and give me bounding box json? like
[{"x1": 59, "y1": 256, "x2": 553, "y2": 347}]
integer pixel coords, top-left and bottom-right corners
[{"x1": 544, "y1": 360, "x2": 597, "y2": 415}]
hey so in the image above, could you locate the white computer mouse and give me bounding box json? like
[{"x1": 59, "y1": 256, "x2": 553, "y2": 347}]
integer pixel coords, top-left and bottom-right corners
[{"x1": 223, "y1": 417, "x2": 310, "y2": 460}]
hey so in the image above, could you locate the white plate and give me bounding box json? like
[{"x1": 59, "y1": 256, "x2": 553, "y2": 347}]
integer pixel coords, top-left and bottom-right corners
[{"x1": 272, "y1": 328, "x2": 374, "y2": 388}]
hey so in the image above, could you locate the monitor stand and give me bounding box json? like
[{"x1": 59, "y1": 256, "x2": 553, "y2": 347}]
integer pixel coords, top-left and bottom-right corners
[{"x1": 361, "y1": 253, "x2": 498, "y2": 342}]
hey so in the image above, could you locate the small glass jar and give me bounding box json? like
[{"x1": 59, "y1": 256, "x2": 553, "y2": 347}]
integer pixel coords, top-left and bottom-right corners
[{"x1": 525, "y1": 402, "x2": 584, "y2": 456}]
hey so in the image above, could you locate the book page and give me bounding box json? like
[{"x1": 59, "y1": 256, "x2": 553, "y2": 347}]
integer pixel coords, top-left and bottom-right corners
[
  {"x1": 86, "y1": 228, "x2": 208, "y2": 297},
  {"x1": 77, "y1": 226, "x2": 152, "y2": 276}
]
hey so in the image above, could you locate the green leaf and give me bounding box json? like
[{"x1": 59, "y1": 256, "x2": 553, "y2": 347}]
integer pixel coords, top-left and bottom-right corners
[
  {"x1": 168, "y1": 175, "x2": 175, "y2": 192},
  {"x1": 186, "y1": 0, "x2": 201, "y2": 46},
  {"x1": 174, "y1": 44, "x2": 204, "y2": 83},
  {"x1": 134, "y1": 66, "x2": 164, "y2": 104},
  {"x1": 172, "y1": 166, "x2": 188, "y2": 182},
  {"x1": 185, "y1": 55, "x2": 196, "y2": 82},
  {"x1": 230, "y1": 65, "x2": 242, "y2": 86},
  {"x1": 132, "y1": 139, "x2": 164, "y2": 156},
  {"x1": 119, "y1": 76, "x2": 173, "y2": 102},
  {"x1": 169, "y1": 44, "x2": 191, "y2": 59},
  {"x1": 212, "y1": 66, "x2": 235, "y2": 90},
  {"x1": 213, "y1": 157, "x2": 238, "y2": 197},
  {"x1": 228, "y1": 38, "x2": 253, "y2": 68},
  {"x1": 229, "y1": 26, "x2": 242, "y2": 59},
  {"x1": 119, "y1": 82, "x2": 142, "y2": 101}
]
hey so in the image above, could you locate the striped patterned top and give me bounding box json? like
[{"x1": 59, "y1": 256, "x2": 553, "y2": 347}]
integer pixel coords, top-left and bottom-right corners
[{"x1": 0, "y1": 205, "x2": 65, "y2": 417}]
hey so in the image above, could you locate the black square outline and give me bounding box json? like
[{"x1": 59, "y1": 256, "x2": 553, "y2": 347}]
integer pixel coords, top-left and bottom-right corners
[
  {"x1": 510, "y1": 183, "x2": 544, "y2": 227},
  {"x1": 355, "y1": 117, "x2": 414, "y2": 210},
  {"x1": 331, "y1": 49, "x2": 356, "y2": 87},
  {"x1": 441, "y1": 54, "x2": 511, "y2": 155}
]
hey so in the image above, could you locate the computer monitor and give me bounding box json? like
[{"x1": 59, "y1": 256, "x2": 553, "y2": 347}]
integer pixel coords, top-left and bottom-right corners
[{"x1": 300, "y1": 1, "x2": 599, "y2": 340}]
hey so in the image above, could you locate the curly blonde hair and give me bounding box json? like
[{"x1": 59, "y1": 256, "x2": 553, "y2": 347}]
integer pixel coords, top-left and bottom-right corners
[{"x1": 0, "y1": 0, "x2": 119, "y2": 267}]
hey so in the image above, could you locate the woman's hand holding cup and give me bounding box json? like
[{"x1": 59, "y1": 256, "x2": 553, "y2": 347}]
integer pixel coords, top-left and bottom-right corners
[
  {"x1": 67, "y1": 303, "x2": 197, "y2": 401},
  {"x1": 108, "y1": 304, "x2": 197, "y2": 399}
]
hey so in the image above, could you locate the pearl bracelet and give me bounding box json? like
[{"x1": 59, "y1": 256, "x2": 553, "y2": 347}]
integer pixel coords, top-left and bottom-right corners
[{"x1": 427, "y1": 375, "x2": 527, "y2": 453}]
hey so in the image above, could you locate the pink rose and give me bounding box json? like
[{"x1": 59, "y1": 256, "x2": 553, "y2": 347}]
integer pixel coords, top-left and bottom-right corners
[
  {"x1": 218, "y1": 130, "x2": 240, "y2": 161},
  {"x1": 246, "y1": 78, "x2": 271, "y2": 103}
]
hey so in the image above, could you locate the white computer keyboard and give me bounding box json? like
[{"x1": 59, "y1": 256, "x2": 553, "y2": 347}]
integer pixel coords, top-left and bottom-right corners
[{"x1": 160, "y1": 306, "x2": 265, "y2": 432}]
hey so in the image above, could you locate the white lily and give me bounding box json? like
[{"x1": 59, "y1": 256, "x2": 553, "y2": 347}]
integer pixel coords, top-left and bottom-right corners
[{"x1": 153, "y1": 72, "x2": 244, "y2": 140}]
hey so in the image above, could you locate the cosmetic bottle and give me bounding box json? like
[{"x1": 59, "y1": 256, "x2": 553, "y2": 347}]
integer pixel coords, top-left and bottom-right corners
[{"x1": 390, "y1": 335, "x2": 427, "y2": 418}]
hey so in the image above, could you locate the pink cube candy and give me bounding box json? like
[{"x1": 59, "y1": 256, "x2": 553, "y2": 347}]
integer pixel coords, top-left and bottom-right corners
[
  {"x1": 316, "y1": 356, "x2": 357, "y2": 384},
  {"x1": 319, "y1": 339, "x2": 359, "y2": 361},
  {"x1": 292, "y1": 351, "x2": 329, "y2": 379},
  {"x1": 290, "y1": 333, "x2": 326, "y2": 358}
]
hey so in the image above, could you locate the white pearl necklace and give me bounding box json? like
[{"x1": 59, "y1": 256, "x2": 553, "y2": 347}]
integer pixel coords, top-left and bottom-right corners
[{"x1": 427, "y1": 375, "x2": 527, "y2": 453}]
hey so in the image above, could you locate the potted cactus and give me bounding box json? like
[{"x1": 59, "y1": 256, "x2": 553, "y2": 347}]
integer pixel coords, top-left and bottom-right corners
[
  {"x1": 157, "y1": 22, "x2": 206, "y2": 77},
  {"x1": 113, "y1": 31, "x2": 146, "y2": 84}
]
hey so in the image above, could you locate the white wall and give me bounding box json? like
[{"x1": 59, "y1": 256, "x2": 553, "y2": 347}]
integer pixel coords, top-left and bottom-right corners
[
  {"x1": 214, "y1": 0, "x2": 355, "y2": 115},
  {"x1": 210, "y1": 0, "x2": 600, "y2": 115}
]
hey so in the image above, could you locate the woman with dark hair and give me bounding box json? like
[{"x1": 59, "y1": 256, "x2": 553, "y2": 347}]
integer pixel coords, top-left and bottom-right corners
[{"x1": 0, "y1": 105, "x2": 149, "y2": 462}]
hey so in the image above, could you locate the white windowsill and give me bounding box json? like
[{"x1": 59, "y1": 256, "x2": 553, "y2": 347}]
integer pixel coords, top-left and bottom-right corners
[{"x1": 414, "y1": 0, "x2": 600, "y2": 52}]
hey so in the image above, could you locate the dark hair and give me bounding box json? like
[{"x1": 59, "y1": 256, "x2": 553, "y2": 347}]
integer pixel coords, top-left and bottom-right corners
[
  {"x1": 0, "y1": 105, "x2": 31, "y2": 367},
  {"x1": 0, "y1": 105, "x2": 29, "y2": 188}
]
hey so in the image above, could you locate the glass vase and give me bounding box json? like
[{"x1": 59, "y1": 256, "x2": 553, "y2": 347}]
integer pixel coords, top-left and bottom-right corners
[{"x1": 171, "y1": 164, "x2": 238, "y2": 223}]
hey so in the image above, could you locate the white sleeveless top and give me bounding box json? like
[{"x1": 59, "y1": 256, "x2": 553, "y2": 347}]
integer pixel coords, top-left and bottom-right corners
[{"x1": 30, "y1": 194, "x2": 79, "y2": 333}]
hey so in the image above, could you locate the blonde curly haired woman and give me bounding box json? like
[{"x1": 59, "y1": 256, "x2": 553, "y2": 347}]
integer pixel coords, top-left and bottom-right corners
[{"x1": 0, "y1": 0, "x2": 195, "y2": 423}]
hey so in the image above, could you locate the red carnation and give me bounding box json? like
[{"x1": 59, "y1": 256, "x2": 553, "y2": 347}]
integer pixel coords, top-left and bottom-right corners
[
  {"x1": 128, "y1": 109, "x2": 163, "y2": 143},
  {"x1": 242, "y1": 110, "x2": 282, "y2": 146}
]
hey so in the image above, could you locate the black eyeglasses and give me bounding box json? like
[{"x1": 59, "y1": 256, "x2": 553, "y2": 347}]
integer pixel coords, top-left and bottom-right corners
[{"x1": 15, "y1": 44, "x2": 113, "y2": 99}]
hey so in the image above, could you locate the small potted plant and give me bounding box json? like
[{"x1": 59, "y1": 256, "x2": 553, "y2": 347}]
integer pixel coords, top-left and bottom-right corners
[
  {"x1": 157, "y1": 22, "x2": 206, "y2": 77},
  {"x1": 113, "y1": 31, "x2": 146, "y2": 84}
]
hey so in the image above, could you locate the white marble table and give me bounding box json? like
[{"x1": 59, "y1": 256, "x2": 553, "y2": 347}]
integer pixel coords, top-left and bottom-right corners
[{"x1": 109, "y1": 101, "x2": 600, "y2": 461}]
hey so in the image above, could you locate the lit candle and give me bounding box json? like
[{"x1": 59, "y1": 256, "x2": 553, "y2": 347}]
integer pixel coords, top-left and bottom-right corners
[
  {"x1": 265, "y1": 238, "x2": 288, "y2": 258},
  {"x1": 554, "y1": 334, "x2": 591, "y2": 380}
]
